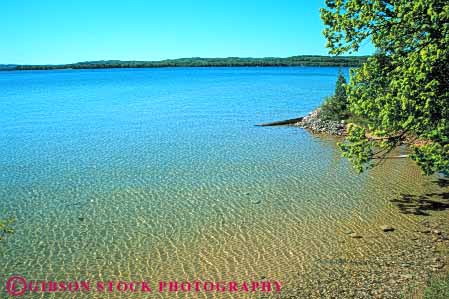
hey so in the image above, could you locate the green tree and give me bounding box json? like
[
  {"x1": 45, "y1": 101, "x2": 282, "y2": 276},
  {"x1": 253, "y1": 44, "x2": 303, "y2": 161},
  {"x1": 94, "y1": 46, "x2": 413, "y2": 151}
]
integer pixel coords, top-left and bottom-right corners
[
  {"x1": 321, "y1": 0, "x2": 449, "y2": 175},
  {"x1": 320, "y1": 71, "x2": 350, "y2": 121}
]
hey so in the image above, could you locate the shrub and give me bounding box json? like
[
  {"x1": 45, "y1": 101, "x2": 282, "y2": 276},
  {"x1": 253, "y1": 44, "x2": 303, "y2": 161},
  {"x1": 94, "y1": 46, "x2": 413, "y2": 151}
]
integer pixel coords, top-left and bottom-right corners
[{"x1": 320, "y1": 71, "x2": 350, "y2": 121}]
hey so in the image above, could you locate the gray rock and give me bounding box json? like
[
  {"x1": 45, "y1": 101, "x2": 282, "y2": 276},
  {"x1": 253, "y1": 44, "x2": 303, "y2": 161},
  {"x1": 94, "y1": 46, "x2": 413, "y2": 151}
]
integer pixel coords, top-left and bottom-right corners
[
  {"x1": 431, "y1": 263, "x2": 444, "y2": 270},
  {"x1": 294, "y1": 109, "x2": 347, "y2": 136}
]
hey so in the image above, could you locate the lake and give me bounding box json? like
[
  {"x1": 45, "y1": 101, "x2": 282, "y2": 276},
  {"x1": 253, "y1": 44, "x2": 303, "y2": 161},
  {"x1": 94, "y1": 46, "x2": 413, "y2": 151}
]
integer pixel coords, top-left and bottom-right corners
[{"x1": 0, "y1": 67, "x2": 443, "y2": 298}]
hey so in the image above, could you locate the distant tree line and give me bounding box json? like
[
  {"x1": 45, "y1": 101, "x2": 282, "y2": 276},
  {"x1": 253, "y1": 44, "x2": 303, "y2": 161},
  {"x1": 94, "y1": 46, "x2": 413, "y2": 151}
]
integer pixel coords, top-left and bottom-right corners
[{"x1": 2, "y1": 56, "x2": 368, "y2": 71}]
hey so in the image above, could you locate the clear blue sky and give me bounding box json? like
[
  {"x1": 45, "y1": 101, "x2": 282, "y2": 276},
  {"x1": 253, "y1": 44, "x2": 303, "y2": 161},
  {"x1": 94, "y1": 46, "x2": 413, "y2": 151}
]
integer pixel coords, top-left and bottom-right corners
[{"x1": 1, "y1": 0, "x2": 374, "y2": 64}]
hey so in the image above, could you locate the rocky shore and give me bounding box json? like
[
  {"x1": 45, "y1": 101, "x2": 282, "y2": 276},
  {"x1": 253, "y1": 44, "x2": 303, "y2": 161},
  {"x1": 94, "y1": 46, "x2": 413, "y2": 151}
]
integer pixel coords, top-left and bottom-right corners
[{"x1": 293, "y1": 108, "x2": 347, "y2": 136}]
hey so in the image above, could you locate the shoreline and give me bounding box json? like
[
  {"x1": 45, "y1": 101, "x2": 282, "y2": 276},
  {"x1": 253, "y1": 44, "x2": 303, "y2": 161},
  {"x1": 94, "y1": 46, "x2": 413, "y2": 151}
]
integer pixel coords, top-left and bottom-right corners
[
  {"x1": 0, "y1": 55, "x2": 368, "y2": 71},
  {"x1": 0, "y1": 65, "x2": 359, "y2": 72},
  {"x1": 258, "y1": 108, "x2": 347, "y2": 136},
  {"x1": 277, "y1": 110, "x2": 449, "y2": 298}
]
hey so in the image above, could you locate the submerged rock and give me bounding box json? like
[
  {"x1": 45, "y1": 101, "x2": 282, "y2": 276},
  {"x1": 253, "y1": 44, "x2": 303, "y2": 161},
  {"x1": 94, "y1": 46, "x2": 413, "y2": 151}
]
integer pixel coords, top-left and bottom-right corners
[
  {"x1": 431, "y1": 263, "x2": 445, "y2": 270},
  {"x1": 349, "y1": 233, "x2": 363, "y2": 239},
  {"x1": 381, "y1": 225, "x2": 395, "y2": 232}
]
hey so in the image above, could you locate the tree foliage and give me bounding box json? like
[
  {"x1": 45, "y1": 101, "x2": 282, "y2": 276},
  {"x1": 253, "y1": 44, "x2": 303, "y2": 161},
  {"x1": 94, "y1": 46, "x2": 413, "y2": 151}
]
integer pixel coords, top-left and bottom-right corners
[
  {"x1": 321, "y1": 0, "x2": 449, "y2": 175},
  {"x1": 320, "y1": 71, "x2": 350, "y2": 121}
]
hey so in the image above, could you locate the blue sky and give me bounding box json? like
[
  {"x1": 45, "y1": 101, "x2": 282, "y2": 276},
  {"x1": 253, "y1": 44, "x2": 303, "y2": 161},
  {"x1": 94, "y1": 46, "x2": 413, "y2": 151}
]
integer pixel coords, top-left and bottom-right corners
[{"x1": 1, "y1": 0, "x2": 374, "y2": 64}]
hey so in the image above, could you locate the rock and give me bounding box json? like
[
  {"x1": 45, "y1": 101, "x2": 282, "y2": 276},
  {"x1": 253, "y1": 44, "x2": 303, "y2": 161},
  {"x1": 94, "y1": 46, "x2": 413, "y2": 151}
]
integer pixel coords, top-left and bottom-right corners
[
  {"x1": 431, "y1": 263, "x2": 444, "y2": 270},
  {"x1": 344, "y1": 230, "x2": 354, "y2": 235},
  {"x1": 349, "y1": 233, "x2": 363, "y2": 239},
  {"x1": 294, "y1": 109, "x2": 347, "y2": 136},
  {"x1": 420, "y1": 229, "x2": 431, "y2": 234},
  {"x1": 380, "y1": 225, "x2": 395, "y2": 232},
  {"x1": 78, "y1": 217, "x2": 85, "y2": 221},
  {"x1": 432, "y1": 230, "x2": 442, "y2": 235}
]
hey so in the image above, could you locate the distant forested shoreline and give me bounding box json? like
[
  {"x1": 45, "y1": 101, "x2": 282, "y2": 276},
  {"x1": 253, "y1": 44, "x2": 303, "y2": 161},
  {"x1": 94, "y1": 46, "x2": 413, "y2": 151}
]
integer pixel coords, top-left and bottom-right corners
[{"x1": 0, "y1": 56, "x2": 368, "y2": 71}]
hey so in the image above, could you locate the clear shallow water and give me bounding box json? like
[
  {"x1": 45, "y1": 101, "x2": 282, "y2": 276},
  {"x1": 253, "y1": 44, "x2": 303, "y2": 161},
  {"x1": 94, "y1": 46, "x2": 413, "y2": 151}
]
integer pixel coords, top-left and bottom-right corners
[{"x1": 0, "y1": 67, "x2": 444, "y2": 298}]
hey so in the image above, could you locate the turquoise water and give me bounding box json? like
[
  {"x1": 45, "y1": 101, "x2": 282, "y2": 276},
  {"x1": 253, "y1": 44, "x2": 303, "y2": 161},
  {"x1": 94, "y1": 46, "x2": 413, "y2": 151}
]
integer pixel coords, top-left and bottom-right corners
[{"x1": 0, "y1": 67, "x2": 440, "y2": 298}]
